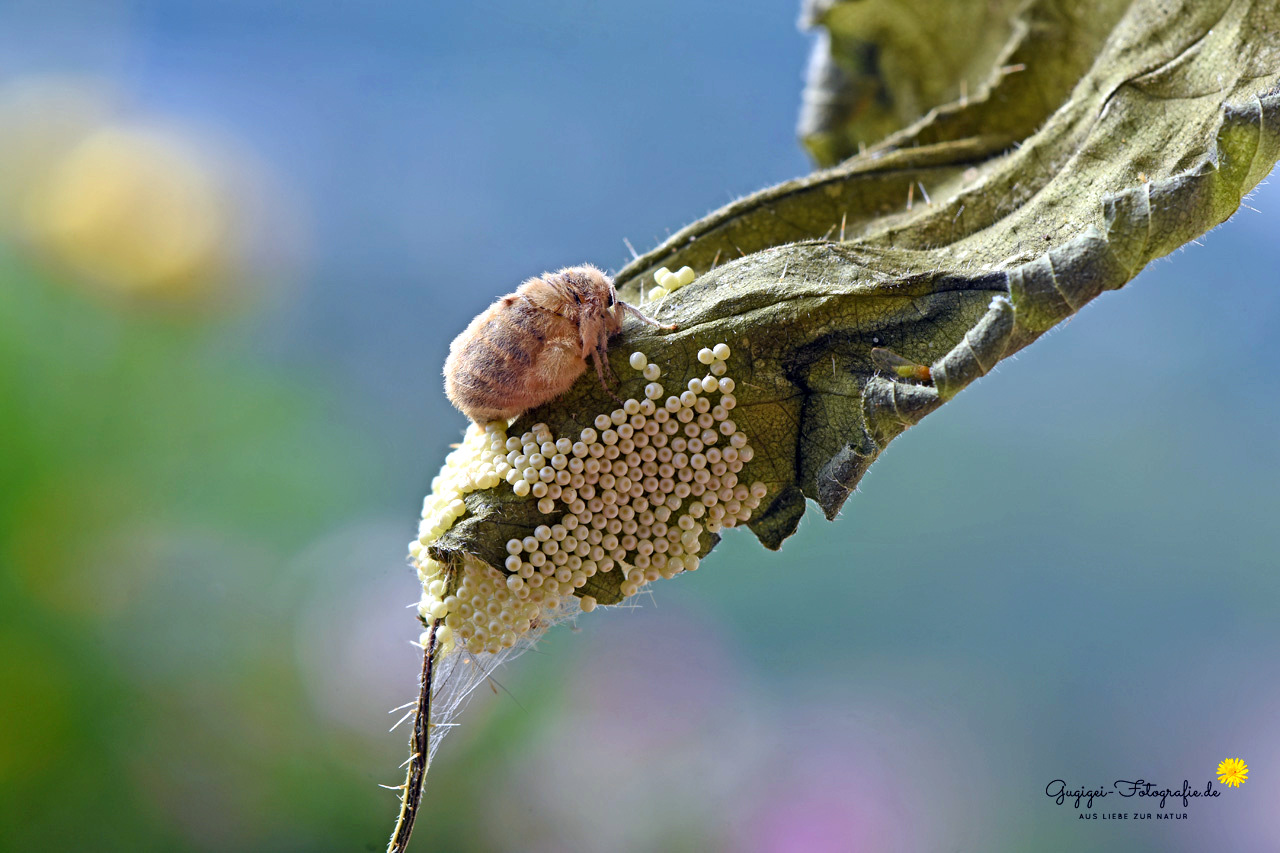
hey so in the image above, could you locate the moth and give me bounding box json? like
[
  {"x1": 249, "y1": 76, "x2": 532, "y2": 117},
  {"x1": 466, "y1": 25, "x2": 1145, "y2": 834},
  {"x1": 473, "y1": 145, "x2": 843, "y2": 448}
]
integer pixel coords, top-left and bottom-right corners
[{"x1": 443, "y1": 264, "x2": 676, "y2": 423}]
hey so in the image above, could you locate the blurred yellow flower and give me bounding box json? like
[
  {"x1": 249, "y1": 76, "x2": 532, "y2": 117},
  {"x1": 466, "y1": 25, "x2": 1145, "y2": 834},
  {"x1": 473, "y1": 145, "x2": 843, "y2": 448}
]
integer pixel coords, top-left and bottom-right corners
[
  {"x1": 22, "y1": 124, "x2": 231, "y2": 299},
  {"x1": 0, "y1": 77, "x2": 113, "y2": 230},
  {"x1": 0, "y1": 76, "x2": 302, "y2": 307},
  {"x1": 1216, "y1": 757, "x2": 1248, "y2": 787}
]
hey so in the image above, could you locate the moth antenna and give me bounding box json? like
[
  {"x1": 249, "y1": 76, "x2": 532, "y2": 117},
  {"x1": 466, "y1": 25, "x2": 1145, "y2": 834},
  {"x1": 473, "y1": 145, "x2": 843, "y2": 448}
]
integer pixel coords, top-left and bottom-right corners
[{"x1": 622, "y1": 301, "x2": 677, "y2": 330}]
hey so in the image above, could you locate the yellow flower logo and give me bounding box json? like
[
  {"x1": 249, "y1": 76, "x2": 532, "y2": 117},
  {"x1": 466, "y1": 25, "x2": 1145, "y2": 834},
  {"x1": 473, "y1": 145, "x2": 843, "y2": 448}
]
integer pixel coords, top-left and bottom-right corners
[{"x1": 1216, "y1": 758, "x2": 1248, "y2": 787}]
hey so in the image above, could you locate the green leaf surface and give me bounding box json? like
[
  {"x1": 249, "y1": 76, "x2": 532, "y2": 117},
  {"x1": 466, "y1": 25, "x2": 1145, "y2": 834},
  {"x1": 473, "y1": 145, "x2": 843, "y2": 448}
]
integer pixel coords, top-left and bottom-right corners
[{"x1": 432, "y1": 0, "x2": 1280, "y2": 604}]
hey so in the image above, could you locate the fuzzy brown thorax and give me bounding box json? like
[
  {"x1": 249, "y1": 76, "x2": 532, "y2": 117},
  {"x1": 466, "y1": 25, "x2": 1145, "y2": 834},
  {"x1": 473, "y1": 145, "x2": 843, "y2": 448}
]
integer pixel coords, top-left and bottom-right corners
[{"x1": 442, "y1": 264, "x2": 671, "y2": 424}]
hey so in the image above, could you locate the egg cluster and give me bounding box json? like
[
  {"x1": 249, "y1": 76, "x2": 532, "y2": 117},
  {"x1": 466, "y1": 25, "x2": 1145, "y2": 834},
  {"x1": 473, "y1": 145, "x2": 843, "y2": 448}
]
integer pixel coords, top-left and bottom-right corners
[
  {"x1": 410, "y1": 342, "x2": 766, "y2": 657},
  {"x1": 408, "y1": 423, "x2": 520, "y2": 657},
  {"x1": 647, "y1": 265, "x2": 696, "y2": 301}
]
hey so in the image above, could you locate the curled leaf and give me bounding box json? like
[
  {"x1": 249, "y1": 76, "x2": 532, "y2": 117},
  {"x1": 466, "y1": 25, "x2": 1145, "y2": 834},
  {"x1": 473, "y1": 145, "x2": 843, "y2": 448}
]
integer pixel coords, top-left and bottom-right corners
[
  {"x1": 392, "y1": 1, "x2": 1280, "y2": 847},
  {"x1": 444, "y1": 0, "x2": 1280, "y2": 570}
]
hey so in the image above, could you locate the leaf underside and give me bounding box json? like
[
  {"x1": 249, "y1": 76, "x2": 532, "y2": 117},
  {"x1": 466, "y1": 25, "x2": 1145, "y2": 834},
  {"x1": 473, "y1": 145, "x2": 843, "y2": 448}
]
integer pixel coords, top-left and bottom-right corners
[{"x1": 433, "y1": 0, "x2": 1280, "y2": 605}]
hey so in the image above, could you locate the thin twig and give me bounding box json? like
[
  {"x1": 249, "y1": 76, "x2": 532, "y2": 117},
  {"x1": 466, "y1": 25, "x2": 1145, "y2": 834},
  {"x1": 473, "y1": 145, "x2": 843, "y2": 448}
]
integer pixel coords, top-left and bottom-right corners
[{"x1": 387, "y1": 620, "x2": 438, "y2": 853}]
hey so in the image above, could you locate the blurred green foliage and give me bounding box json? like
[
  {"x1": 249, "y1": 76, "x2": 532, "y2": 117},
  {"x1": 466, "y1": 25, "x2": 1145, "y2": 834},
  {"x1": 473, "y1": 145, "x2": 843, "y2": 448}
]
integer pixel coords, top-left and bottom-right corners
[
  {"x1": 0, "y1": 254, "x2": 391, "y2": 849},
  {"x1": 0, "y1": 2, "x2": 1277, "y2": 851}
]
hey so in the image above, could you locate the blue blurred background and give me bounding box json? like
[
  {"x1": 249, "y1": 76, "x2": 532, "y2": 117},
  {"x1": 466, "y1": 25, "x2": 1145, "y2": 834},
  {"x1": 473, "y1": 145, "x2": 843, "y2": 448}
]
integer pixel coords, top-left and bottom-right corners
[{"x1": 1, "y1": 2, "x2": 1277, "y2": 851}]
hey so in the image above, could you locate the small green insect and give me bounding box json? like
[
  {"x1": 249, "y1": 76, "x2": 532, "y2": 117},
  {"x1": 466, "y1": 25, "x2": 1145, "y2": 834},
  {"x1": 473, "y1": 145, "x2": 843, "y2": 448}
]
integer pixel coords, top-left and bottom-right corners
[{"x1": 871, "y1": 346, "x2": 932, "y2": 382}]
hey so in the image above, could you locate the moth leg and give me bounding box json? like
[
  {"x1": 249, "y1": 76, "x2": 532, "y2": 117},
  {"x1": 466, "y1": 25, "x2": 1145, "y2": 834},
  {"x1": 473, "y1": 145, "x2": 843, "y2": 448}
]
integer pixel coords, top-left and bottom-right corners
[{"x1": 590, "y1": 343, "x2": 623, "y2": 402}]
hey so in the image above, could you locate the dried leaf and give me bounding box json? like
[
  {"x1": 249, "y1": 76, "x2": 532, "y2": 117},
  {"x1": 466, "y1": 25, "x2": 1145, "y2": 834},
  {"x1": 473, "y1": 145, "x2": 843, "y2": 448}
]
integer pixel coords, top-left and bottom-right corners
[
  {"x1": 392, "y1": 2, "x2": 1280, "y2": 848},
  {"x1": 434, "y1": 0, "x2": 1280, "y2": 582}
]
